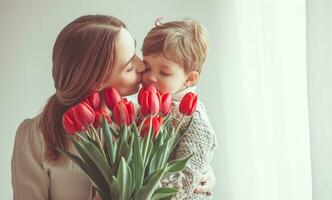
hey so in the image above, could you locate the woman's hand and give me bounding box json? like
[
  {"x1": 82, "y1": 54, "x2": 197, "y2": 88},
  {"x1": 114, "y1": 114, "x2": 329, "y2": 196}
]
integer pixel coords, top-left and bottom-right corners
[{"x1": 193, "y1": 172, "x2": 216, "y2": 196}]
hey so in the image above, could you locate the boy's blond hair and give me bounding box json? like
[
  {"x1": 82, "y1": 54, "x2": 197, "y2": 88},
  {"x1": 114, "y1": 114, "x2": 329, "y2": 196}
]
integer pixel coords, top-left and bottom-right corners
[{"x1": 142, "y1": 19, "x2": 209, "y2": 74}]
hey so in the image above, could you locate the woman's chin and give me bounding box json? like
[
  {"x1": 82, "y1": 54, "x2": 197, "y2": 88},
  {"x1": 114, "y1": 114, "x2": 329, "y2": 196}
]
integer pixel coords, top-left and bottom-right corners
[{"x1": 132, "y1": 84, "x2": 141, "y2": 94}]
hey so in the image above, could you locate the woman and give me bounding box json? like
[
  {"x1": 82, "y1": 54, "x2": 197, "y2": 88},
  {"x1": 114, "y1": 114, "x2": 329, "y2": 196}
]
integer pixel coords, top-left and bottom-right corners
[{"x1": 11, "y1": 15, "x2": 213, "y2": 200}]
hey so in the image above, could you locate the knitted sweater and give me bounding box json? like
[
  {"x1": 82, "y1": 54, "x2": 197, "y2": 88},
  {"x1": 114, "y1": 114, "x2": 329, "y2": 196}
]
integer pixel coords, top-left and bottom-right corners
[{"x1": 161, "y1": 86, "x2": 217, "y2": 200}]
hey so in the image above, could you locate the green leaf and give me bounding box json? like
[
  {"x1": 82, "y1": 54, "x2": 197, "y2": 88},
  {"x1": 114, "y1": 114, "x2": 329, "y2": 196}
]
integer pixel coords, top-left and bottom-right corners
[
  {"x1": 148, "y1": 143, "x2": 169, "y2": 174},
  {"x1": 154, "y1": 128, "x2": 166, "y2": 150},
  {"x1": 165, "y1": 154, "x2": 193, "y2": 173},
  {"x1": 114, "y1": 133, "x2": 129, "y2": 173},
  {"x1": 169, "y1": 116, "x2": 192, "y2": 156},
  {"x1": 74, "y1": 133, "x2": 112, "y2": 187},
  {"x1": 117, "y1": 157, "x2": 132, "y2": 200},
  {"x1": 131, "y1": 122, "x2": 139, "y2": 136},
  {"x1": 110, "y1": 176, "x2": 120, "y2": 200},
  {"x1": 66, "y1": 137, "x2": 111, "y2": 200},
  {"x1": 109, "y1": 124, "x2": 120, "y2": 138},
  {"x1": 146, "y1": 128, "x2": 155, "y2": 162},
  {"x1": 56, "y1": 148, "x2": 87, "y2": 176},
  {"x1": 151, "y1": 187, "x2": 177, "y2": 200},
  {"x1": 101, "y1": 116, "x2": 115, "y2": 166},
  {"x1": 131, "y1": 125, "x2": 144, "y2": 191},
  {"x1": 158, "y1": 196, "x2": 173, "y2": 200},
  {"x1": 163, "y1": 114, "x2": 172, "y2": 126},
  {"x1": 126, "y1": 131, "x2": 134, "y2": 162},
  {"x1": 135, "y1": 167, "x2": 168, "y2": 200}
]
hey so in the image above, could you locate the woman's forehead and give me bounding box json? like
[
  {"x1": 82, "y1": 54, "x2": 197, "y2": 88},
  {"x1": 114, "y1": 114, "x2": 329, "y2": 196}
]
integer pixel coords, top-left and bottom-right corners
[{"x1": 115, "y1": 28, "x2": 136, "y2": 69}]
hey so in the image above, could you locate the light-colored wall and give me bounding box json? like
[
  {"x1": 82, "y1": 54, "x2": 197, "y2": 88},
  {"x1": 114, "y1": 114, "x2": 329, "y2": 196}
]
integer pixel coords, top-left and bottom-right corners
[{"x1": 0, "y1": 1, "x2": 222, "y2": 199}]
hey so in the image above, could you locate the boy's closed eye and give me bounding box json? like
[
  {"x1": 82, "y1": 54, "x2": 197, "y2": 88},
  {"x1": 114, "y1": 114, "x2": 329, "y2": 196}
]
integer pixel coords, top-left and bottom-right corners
[
  {"x1": 160, "y1": 65, "x2": 173, "y2": 76},
  {"x1": 142, "y1": 60, "x2": 172, "y2": 76},
  {"x1": 143, "y1": 66, "x2": 172, "y2": 76},
  {"x1": 160, "y1": 71, "x2": 172, "y2": 76}
]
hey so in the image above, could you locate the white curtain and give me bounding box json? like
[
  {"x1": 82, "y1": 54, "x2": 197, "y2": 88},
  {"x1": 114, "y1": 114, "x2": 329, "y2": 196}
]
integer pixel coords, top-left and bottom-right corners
[
  {"x1": 307, "y1": 0, "x2": 332, "y2": 200},
  {"x1": 214, "y1": 0, "x2": 313, "y2": 199}
]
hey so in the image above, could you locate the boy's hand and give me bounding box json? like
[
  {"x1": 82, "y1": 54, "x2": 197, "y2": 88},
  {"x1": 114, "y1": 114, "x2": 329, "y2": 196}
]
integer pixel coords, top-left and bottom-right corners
[{"x1": 193, "y1": 173, "x2": 215, "y2": 196}]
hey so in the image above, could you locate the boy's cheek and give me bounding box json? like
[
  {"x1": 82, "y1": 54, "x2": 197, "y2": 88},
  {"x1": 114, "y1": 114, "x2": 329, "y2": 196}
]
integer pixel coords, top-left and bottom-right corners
[{"x1": 158, "y1": 84, "x2": 173, "y2": 94}]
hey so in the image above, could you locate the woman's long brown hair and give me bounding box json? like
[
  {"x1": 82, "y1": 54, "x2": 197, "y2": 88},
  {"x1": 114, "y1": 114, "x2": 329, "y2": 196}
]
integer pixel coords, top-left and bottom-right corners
[{"x1": 39, "y1": 15, "x2": 125, "y2": 161}]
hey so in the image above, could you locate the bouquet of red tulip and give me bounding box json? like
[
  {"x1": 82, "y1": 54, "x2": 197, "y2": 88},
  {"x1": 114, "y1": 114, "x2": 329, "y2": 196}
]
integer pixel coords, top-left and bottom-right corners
[{"x1": 59, "y1": 85, "x2": 198, "y2": 200}]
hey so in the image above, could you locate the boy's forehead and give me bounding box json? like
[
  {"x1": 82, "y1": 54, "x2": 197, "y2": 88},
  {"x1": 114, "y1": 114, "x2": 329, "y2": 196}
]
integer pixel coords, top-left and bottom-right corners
[
  {"x1": 144, "y1": 54, "x2": 175, "y2": 64},
  {"x1": 144, "y1": 54, "x2": 186, "y2": 72}
]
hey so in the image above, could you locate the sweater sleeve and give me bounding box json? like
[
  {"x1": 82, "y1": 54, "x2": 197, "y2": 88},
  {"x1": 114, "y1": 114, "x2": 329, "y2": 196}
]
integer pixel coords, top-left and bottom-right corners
[
  {"x1": 161, "y1": 116, "x2": 217, "y2": 199},
  {"x1": 11, "y1": 119, "x2": 50, "y2": 200}
]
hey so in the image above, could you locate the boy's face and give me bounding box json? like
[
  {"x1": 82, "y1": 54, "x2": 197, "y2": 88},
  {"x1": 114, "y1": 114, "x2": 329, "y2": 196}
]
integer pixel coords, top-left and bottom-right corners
[{"x1": 142, "y1": 54, "x2": 189, "y2": 95}]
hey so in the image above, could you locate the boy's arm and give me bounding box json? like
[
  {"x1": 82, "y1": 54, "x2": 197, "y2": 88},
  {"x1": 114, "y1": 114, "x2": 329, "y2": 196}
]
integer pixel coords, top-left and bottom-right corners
[{"x1": 162, "y1": 117, "x2": 217, "y2": 199}]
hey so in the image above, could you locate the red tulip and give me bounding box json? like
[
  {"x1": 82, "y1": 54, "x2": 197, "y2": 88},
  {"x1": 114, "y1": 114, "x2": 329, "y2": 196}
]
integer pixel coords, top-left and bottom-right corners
[
  {"x1": 179, "y1": 92, "x2": 198, "y2": 116},
  {"x1": 138, "y1": 85, "x2": 157, "y2": 105},
  {"x1": 140, "y1": 116, "x2": 163, "y2": 139},
  {"x1": 122, "y1": 98, "x2": 135, "y2": 125},
  {"x1": 104, "y1": 87, "x2": 121, "y2": 111},
  {"x1": 74, "y1": 102, "x2": 95, "y2": 127},
  {"x1": 62, "y1": 102, "x2": 95, "y2": 135},
  {"x1": 113, "y1": 98, "x2": 135, "y2": 126},
  {"x1": 62, "y1": 109, "x2": 78, "y2": 135},
  {"x1": 138, "y1": 85, "x2": 160, "y2": 117},
  {"x1": 93, "y1": 108, "x2": 111, "y2": 128},
  {"x1": 159, "y1": 92, "x2": 172, "y2": 116},
  {"x1": 84, "y1": 91, "x2": 101, "y2": 110}
]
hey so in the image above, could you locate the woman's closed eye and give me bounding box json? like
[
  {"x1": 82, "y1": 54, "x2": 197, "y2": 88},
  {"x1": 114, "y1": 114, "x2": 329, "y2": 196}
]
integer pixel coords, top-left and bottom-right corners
[
  {"x1": 126, "y1": 55, "x2": 140, "y2": 72},
  {"x1": 126, "y1": 65, "x2": 134, "y2": 72}
]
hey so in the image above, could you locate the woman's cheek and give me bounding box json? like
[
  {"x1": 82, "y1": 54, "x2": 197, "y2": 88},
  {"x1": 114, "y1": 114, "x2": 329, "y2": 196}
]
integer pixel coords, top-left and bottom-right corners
[{"x1": 128, "y1": 71, "x2": 138, "y2": 85}]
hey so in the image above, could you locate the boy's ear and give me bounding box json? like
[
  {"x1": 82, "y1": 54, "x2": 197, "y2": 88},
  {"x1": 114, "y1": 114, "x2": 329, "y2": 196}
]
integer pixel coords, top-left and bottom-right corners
[{"x1": 185, "y1": 71, "x2": 200, "y2": 87}]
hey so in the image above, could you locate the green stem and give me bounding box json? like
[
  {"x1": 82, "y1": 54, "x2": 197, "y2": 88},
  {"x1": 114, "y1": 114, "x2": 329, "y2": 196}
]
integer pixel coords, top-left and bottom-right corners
[
  {"x1": 142, "y1": 117, "x2": 153, "y2": 164},
  {"x1": 86, "y1": 129, "x2": 92, "y2": 139},
  {"x1": 175, "y1": 114, "x2": 185, "y2": 134},
  {"x1": 138, "y1": 116, "x2": 147, "y2": 133},
  {"x1": 89, "y1": 125, "x2": 107, "y2": 160}
]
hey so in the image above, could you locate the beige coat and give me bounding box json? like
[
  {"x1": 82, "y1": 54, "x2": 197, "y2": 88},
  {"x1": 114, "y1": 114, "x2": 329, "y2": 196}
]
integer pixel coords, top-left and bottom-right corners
[{"x1": 11, "y1": 115, "x2": 100, "y2": 200}]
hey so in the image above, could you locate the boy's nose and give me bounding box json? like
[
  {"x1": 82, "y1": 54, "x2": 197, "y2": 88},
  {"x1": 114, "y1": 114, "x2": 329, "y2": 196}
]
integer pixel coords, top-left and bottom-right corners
[{"x1": 148, "y1": 74, "x2": 157, "y2": 83}]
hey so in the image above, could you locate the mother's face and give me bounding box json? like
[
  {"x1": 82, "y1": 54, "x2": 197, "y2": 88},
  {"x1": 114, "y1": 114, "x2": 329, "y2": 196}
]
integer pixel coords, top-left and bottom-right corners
[{"x1": 103, "y1": 28, "x2": 145, "y2": 96}]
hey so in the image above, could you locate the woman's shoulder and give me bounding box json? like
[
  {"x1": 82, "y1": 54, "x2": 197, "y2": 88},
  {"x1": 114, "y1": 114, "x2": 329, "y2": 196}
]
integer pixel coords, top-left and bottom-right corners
[{"x1": 14, "y1": 114, "x2": 44, "y2": 150}]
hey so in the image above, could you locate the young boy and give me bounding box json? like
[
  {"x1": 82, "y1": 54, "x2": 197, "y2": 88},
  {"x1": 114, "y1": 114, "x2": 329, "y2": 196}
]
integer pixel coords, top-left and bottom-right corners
[{"x1": 141, "y1": 19, "x2": 217, "y2": 199}]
